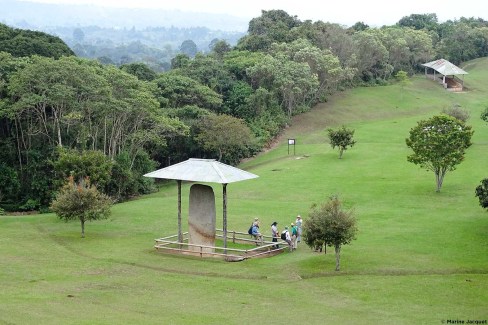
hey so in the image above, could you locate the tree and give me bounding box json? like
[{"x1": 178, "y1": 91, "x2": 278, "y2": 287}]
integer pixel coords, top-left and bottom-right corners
[
  {"x1": 179, "y1": 39, "x2": 198, "y2": 58},
  {"x1": 153, "y1": 73, "x2": 222, "y2": 110},
  {"x1": 481, "y1": 107, "x2": 488, "y2": 123},
  {"x1": 195, "y1": 114, "x2": 255, "y2": 164},
  {"x1": 406, "y1": 115, "x2": 473, "y2": 192},
  {"x1": 475, "y1": 178, "x2": 488, "y2": 210},
  {"x1": 0, "y1": 23, "x2": 74, "y2": 58},
  {"x1": 395, "y1": 70, "x2": 410, "y2": 100},
  {"x1": 209, "y1": 39, "x2": 231, "y2": 60},
  {"x1": 120, "y1": 62, "x2": 157, "y2": 81},
  {"x1": 303, "y1": 196, "x2": 358, "y2": 271},
  {"x1": 50, "y1": 176, "x2": 112, "y2": 238},
  {"x1": 395, "y1": 70, "x2": 409, "y2": 87},
  {"x1": 397, "y1": 13, "x2": 438, "y2": 31},
  {"x1": 327, "y1": 126, "x2": 356, "y2": 159},
  {"x1": 53, "y1": 148, "x2": 113, "y2": 192},
  {"x1": 351, "y1": 21, "x2": 369, "y2": 32}
]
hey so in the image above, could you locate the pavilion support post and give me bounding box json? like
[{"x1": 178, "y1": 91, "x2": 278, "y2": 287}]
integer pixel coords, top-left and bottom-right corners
[
  {"x1": 177, "y1": 180, "x2": 183, "y2": 244},
  {"x1": 223, "y1": 183, "x2": 228, "y2": 254}
]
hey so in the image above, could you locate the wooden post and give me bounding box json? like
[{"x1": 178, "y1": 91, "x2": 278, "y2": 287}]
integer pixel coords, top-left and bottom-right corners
[{"x1": 223, "y1": 183, "x2": 228, "y2": 254}]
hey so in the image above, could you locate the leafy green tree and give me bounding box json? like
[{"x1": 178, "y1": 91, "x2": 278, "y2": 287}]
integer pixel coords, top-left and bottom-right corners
[
  {"x1": 353, "y1": 30, "x2": 391, "y2": 81},
  {"x1": 395, "y1": 70, "x2": 409, "y2": 100},
  {"x1": 303, "y1": 196, "x2": 358, "y2": 271},
  {"x1": 397, "y1": 13, "x2": 439, "y2": 31},
  {"x1": 238, "y1": 9, "x2": 301, "y2": 51},
  {"x1": 179, "y1": 39, "x2": 198, "y2": 57},
  {"x1": 223, "y1": 50, "x2": 265, "y2": 81},
  {"x1": 406, "y1": 115, "x2": 473, "y2": 192},
  {"x1": 53, "y1": 148, "x2": 113, "y2": 191},
  {"x1": 195, "y1": 114, "x2": 255, "y2": 163},
  {"x1": 437, "y1": 23, "x2": 480, "y2": 64},
  {"x1": 481, "y1": 107, "x2": 488, "y2": 123},
  {"x1": 0, "y1": 23, "x2": 74, "y2": 58},
  {"x1": 475, "y1": 178, "x2": 488, "y2": 210},
  {"x1": 351, "y1": 21, "x2": 369, "y2": 32},
  {"x1": 395, "y1": 70, "x2": 409, "y2": 86},
  {"x1": 153, "y1": 73, "x2": 222, "y2": 110},
  {"x1": 0, "y1": 163, "x2": 20, "y2": 203},
  {"x1": 50, "y1": 176, "x2": 112, "y2": 238},
  {"x1": 177, "y1": 53, "x2": 234, "y2": 95},
  {"x1": 120, "y1": 62, "x2": 157, "y2": 81},
  {"x1": 327, "y1": 126, "x2": 356, "y2": 159},
  {"x1": 171, "y1": 53, "x2": 190, "y2": 69},
  {"x1": 209, "y1": 39, "x2": 231, "y2": 60}
]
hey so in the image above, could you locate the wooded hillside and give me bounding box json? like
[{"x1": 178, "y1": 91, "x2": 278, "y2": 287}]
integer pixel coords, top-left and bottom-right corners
[{"x1": 1, "y1": 11, "x2": 487, "y2": 211}]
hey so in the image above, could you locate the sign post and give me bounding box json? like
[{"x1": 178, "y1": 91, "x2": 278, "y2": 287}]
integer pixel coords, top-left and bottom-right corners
[{"x1": 288, "y1": 139, "x2": 295, "y2": 155}]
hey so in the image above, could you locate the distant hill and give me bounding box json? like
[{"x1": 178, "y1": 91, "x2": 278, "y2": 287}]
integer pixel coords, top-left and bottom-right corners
[
  {"x1": 0, "y1": 0, "x2": 249, "y2": 32},
  {"x1": 0, "y1": 0, "x2": 247, "y2": 71},
  {"x1": 0, "y1": 22, "x2": 73, "y2": 58}
]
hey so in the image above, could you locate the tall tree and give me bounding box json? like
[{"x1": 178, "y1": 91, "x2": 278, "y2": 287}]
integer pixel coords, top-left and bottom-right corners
[
  {"x1": 153, "y1": 73, "x2": 222, "y2": 110},
  {"x1": 179, "y1": 39, "x2": 198, "y2": 58},
  {"x1": 195, "y1": 114, "x2": 255, "y2": 164},
  {"x1": 397, "y1": 13, "x2": 439, "y2": 31},
  {"x1": 406, "y1": 115, "x2": 473, "y2": 192}
]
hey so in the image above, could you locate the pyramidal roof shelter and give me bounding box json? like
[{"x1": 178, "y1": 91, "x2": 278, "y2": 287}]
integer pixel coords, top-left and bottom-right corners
[{"x1": 144, "y1": 158, "x2": 259, "y2": 249}]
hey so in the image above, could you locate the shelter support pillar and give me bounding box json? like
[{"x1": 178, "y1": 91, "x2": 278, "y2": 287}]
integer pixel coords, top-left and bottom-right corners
[
  {"x1": 177, "y1": 180, "x2": 182, "y2": 244},
  {"x1": 223, "y1": 183, "x2": 228, "y2": 253}
]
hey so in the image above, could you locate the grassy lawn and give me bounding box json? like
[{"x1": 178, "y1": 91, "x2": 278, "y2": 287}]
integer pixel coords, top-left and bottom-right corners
[{"x1": 1, "y1": 58, "x2": 487, "y2": 324}]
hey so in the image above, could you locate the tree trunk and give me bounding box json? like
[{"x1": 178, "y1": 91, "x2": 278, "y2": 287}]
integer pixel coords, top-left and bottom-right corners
[
  {"x1": 339, "y1": 148, "x2": 344, "y2": 159},
  {"x1": 81, "y1": 219, "x2": 85, "y2": 238},
  {"x1": 435, "y1": 170, "x2": 446, "y2": 192},
  {"x1": 334, "y1": 244, "x2": 341, "y2": 271}
]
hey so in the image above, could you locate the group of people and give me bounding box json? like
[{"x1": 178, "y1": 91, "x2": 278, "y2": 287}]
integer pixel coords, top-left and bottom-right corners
[{"x1": 249, "y1": 215, "x2": 303, "y2": 252}]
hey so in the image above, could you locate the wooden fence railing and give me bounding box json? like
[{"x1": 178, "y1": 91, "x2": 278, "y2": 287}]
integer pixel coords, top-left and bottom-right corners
[{"x1": 154, "y1": 229, "x2": 287, "y2": 261}]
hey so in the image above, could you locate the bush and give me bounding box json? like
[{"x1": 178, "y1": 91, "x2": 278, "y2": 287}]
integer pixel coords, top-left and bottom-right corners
[
  {"x1": 475, "y1": 178, "x2": 488, "y2": 210},
  {"x1": 442, "y1": 104, "x2": 470, "y2": 122},
  {"x1": 481, "y1": 107, "x2": 488, "y2": 123}
]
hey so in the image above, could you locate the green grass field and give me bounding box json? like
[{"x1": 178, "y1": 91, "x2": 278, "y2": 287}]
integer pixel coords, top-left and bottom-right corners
[{"x1": 1, "y1": 58, "x2": 487, "y2": 324}]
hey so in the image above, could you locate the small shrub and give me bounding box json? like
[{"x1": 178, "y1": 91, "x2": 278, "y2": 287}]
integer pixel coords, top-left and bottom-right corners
[{"x1": 442, "y1": 104, "x2": 470, "y2": 122}]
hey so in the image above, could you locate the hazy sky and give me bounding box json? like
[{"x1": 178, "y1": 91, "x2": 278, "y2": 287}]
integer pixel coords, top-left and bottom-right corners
[{"x1": 20, "y1": 0, "x2": 488, "y2": 26}]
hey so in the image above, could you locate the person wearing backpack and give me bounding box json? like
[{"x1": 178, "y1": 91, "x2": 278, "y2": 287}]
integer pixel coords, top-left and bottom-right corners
[
  {"x1": 248, "y1": 218, "x2": 259, "y2": 237},
  {"x1": 281, "y1": 227, "x2": 292, "y2": 252},
  {"x1": 251, "y1": 220, "x2": 262, "y2": 245}
]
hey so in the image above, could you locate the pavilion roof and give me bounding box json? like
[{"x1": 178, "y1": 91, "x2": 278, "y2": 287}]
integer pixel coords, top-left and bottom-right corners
[
  {"x1": 144, "y1": 158, "x2": 259, "y2": 184},
  {"x1": 421, "y1": 59, "x2": 468, "y2": 75}
]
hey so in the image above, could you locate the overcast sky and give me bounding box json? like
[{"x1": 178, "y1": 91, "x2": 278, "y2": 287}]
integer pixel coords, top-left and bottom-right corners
[{"x1": 20, "y1": 0, "x2": 488, "y2": 27}]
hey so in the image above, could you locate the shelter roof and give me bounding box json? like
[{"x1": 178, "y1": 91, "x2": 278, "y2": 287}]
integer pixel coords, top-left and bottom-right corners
[
  {"x1": 143, "y1": 158, "x2": 259, "y2": 184},
  {"x1": 421, "y1": 59, "x2": 468, "y2": 75}
]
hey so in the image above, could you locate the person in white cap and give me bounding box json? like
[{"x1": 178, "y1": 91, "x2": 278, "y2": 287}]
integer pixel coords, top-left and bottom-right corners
[{"x1": 295, "y1": 215, "x2": 303, "y2": 243}]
